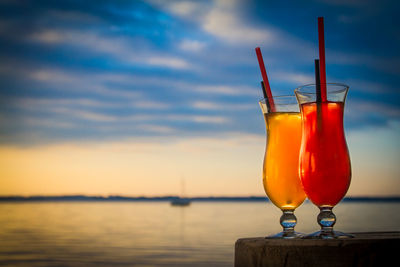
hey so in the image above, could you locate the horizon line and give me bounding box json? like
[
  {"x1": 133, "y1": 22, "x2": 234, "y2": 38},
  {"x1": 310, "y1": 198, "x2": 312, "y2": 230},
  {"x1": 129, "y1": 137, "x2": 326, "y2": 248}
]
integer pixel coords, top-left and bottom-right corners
[{"x1": 1, "y1": 195, "x2": 400, "y2": 202}]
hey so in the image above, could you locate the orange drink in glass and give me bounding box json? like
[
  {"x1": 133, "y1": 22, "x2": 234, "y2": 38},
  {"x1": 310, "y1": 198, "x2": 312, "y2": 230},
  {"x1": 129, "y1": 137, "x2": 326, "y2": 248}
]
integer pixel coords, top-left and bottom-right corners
[{"x1": 260, "y1": 96, "x2": 306, "y2": 238}]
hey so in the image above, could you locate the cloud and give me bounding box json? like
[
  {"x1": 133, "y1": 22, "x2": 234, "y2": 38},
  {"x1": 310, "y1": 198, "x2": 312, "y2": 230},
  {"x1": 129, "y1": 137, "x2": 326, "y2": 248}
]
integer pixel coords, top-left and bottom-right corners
[
  {"x1": 24, "y1": 66, "x2": 259, "y2": 103},
  {"x1": 272, "y1": 71, "x2": 314, "y2": 85},
  {"x1": 343, "y1": 79, "x2": 396, "y2": 95},
  {"x1": 29, "y1": 30, "x2": 63, "y2": 43},
  {"x1": 136, "y1": 124, "x2": 176, "y2": 134},
  {"x1": 348, "y1": 100, "x2": 400, "y2": 119},
  {"x1": 52, "y1": 107, "x2": 118, "y2": 122},
  {"x1": 146, "y1": 0, "x2": 208, "y2": 22},
  {"x1": 167, "y1": 1, "x2": 203, "y2": 16},
  {"x1": 148, "y1": 0, "x2": 275, "y2": 45},
  {"x1": 179, "y1": 39, "x2": 207, "y2": 52},
  {"x1": 14, "y1": 97, "x2": 120, "y2": 109},
  {"x1": 11, "y1": 98, "x2": 230, "y2": 125},
  {"x1": 28, "y1": 68, "x2": 141, "y2": 99},
  {"x1": 28, "y1": 29, "x2": 191, "y2": 69},
  {"x1": 192, "y1": 101, "x2": 253, "y2": 111},
  {"x1": 193, "y1": 85, "x2": 258, "y2": 96},
  {"x1": 0, "y1": 116, "x2": 77, "y2": 130},
  {"x1": 166, "y1": 114, "x2": 230, "y2": 124},
  {"x1": 202, "y1": 1, "x2": 274, "y2": 44},
  {"x1": 134, "y1": 101, "x2": 171, "y2": 110},
  {"x1": 45, "y1": 9, "x2": 102, "y2": 24},
  {"x1": 314, "y1": 0, "x2": 373, "y2": 7},
  {"x1": 147, "y1": 56, "x2": 189, "y2": 69}
]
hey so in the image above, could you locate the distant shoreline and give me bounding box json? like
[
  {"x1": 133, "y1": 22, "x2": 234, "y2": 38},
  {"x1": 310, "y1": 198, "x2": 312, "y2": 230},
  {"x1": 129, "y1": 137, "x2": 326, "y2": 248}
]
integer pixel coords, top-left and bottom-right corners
[{"x1": 0, "y1": 195, "x2": 400, "y2": 202}]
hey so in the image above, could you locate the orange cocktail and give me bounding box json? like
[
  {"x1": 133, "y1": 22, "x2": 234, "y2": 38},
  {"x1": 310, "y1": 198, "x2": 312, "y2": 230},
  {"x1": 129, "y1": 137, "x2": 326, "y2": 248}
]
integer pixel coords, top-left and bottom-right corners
[
  {"x1": 260, "y1": 96, "x2": 306, "y2": 239},
  {"x1": 263, "y1": 112, "x2": 305, "y2": 210}
]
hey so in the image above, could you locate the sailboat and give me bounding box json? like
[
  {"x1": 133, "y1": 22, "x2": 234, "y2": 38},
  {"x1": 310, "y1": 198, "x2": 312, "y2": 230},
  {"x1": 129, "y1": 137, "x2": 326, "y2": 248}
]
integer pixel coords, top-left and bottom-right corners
[
  {"x1": 171, "y1": 197, "x2": 190, "y2": 206},
  {"x1": 171, "y1": 178, "x2": 191, "y2": 206}
]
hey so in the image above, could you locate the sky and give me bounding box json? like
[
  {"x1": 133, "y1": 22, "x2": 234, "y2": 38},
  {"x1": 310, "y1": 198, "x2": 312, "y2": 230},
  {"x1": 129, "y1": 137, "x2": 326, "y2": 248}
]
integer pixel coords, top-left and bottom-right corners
[{"x1": 0, "y1": 0, "x2": 399, "y2": 197}]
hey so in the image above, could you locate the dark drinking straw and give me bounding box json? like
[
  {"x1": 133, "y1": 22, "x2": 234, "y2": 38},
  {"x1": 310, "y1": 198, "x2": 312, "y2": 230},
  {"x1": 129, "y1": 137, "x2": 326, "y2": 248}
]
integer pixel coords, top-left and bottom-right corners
[
  {"x1": 255, "y1": 47, "x2": 276, "y2": 112},
  {"x1": 314, "y1": 59, "x2": 322, "y2": 103},
  {"x1": 261, "y1": 81, "x2": 271, "y2": 112}
]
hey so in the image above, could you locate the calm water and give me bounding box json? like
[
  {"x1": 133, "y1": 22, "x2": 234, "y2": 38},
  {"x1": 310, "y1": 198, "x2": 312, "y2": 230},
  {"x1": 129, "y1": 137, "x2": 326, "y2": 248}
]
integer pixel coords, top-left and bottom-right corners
[{"x1": 1, "y1": 201, "x2": 400, "y2": 266}]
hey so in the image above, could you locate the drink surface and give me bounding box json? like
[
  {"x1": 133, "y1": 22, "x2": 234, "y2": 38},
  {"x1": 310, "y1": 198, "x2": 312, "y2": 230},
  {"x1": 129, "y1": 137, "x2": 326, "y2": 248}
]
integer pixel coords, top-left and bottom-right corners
[
  {"x1": 263, "y1": 112, "x2": 306, "y2": 210},
  {"x1": 299, "y1": 102, "x2": 351, "y2": 207}
]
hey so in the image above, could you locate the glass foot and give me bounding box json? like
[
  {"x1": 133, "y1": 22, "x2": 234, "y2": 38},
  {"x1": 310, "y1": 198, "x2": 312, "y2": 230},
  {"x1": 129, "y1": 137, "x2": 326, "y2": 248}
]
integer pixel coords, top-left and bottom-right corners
[
  {"x1": 266, "y1": 231, "x2": 304, "y2": 239},
  {"x1": 303, "y1": 206, "x2": 354, "y2": 239},
  {"x1": 302, "y1": 230, "x2": 354, "y2": 239},
  {"x1": 266, "y1": 209, "x2": 304, "y2": 239}
]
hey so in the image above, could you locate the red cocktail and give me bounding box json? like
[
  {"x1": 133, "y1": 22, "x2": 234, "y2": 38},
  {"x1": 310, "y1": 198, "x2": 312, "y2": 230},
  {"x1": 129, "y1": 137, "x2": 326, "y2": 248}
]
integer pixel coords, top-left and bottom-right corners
[
  {"x1": 299, "y1": 101, "x2": 351, "y2": 206},
  {"x1": 295, "y1": 83, "x2": 352, "y2": 239}
]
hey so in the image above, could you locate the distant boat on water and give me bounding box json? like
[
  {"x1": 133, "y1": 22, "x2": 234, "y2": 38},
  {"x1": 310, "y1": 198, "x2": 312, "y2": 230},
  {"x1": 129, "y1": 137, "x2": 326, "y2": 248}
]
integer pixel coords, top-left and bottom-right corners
[
  {"x1": 171, "y1": 177, "x2": 191, "y2": 207},
  {"x1": 171, "y1": 197, "x2": 191, "y2": 206}
]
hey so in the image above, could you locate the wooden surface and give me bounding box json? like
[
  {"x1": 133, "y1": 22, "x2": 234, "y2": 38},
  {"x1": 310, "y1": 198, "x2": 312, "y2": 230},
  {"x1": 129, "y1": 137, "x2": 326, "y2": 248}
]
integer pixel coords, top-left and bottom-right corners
[{"x1": 235, "y1": 232, "x2": 400, "y2": 267}]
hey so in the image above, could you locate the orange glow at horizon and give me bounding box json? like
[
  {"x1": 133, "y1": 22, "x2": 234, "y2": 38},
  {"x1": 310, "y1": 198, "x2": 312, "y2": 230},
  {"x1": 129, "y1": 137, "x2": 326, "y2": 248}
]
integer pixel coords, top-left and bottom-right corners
[
  {"x1": 0, "y1": 125, "x2": 399, "y2": 197},
  {"x1": 0, "y1": 135, "x2": 265, "y2": 197}
]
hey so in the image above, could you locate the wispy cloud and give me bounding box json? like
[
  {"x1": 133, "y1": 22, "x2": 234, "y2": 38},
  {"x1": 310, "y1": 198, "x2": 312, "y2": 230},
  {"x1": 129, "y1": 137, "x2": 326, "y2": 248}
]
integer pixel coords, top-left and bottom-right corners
[
  {"x1": 147, "y1": 56, "x2": 189, "y2": 69},
  {"x1": 134, "y1": 101, "x2": 171, "y2": 110},
  {"x1": 0, "y1": 115, "x2": 77, "y2": 130},
  {"x1": 192, "y1": 85, "x2": 258, "y2": 96},
  {"x1": 52, "y1": 107, "x2": 118, "y2": 122},
  {"x1": 11, "y1": 98, "x2": 230, "y2": 125},
  {"x1": 165, "y1": 114, "x2": 230, "y2": 124},
  {"x1": 179, "y1": 39, "x2": 207, "y2": 52},
  {"x1": 272, "y1": 71, "x2": 314, "y2": 85},
  {"x1": 147, "y1": 0, "x2": 275, "y2": 45},
  {"x1": 191, "y1": 101, "x2": 253, "y2": 111},
  {"x1": 202, "y1": 0, "x2": 274, "y2": 44},
  {"x1": 166, "y1": 1, "x2": 205, "y2": 17},
  {"x1": 25, "y1": 66, "x2": 259, "y2": 101},
  {"x1": 314, "y1": 0, "x2": 373, "y2": 7},
  {"x1": 27, "y1": 69, "x2": 141, "y2": 99},
  {"x1": 28, "y1": 29, "x2": 191, "y2": 69},
  {"x1": 348, "y1": 99, "x2": 400, "y2": 119},
  {"x1": 14, "y1": 97, "x2": 120, "y2": 109},
  {"x1": 45, "y1": 9, "x2": 102, "y2": 24},
  {"x1": 136, "y1": 124, "x2": 176, "y2": 134},
  {"x1": 343, "y1": 79, "x2": 396, "y2": 95}
]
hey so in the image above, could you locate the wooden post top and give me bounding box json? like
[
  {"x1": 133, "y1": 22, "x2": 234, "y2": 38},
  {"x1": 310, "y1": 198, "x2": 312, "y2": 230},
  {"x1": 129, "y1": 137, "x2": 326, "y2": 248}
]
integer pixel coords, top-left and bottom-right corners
[{"x1": 235, "y1": 232, "x2": 400, "y2": 267}]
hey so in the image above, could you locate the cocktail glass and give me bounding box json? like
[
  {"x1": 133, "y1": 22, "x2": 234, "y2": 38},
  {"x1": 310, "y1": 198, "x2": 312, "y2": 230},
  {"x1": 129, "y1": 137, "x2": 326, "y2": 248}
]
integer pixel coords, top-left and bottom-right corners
[
  {"x1": 295, "y1": 83, "x2": 352, "y2": 239},
  {"x1": 259, "y1": 95, "x2": 306, "y2": 239}
]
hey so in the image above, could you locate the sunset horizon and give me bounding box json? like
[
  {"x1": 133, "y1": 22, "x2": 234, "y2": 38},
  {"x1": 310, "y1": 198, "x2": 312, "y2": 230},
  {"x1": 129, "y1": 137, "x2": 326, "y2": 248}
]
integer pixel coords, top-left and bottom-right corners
[
  {"x1": 1, "y1": 0, "x2": 399, "y2": 198},
  {"x1": 1, "y1": 1, "x2": 399, "y2": 266}
]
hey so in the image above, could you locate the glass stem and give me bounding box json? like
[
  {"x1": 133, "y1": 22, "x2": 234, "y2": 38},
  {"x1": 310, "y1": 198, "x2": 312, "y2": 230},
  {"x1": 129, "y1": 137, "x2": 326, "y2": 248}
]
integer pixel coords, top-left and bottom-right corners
[
  {"x1": 317, "y1": 206, "x2": 336, "y2": 237},
  {"x1": 280, "y1": 209, "x2": 297, "y2": 234}
]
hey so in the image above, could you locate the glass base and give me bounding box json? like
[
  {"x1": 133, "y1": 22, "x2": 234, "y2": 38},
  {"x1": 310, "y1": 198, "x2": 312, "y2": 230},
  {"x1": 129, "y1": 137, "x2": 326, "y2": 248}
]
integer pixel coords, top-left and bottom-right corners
[
  {"x1": 266, "y1": 231, "x2": 304, "y2": 239},
  {"x1": 302, "y1": 206, "x2": 354, "y2": 239},
  {"x1": 302, "y1": 230, "x2": 354, "y2": 239},
  {"x1": 265, "y1": 209, "x2": 303, "y2": 239}
]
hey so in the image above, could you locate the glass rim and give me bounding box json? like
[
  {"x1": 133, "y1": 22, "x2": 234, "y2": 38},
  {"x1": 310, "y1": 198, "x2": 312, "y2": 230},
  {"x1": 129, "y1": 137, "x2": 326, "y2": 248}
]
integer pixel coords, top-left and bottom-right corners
[
  {"x1": 258, "y1": 95, "x2": 298, "y2": 105},
  {"x1": 294, "y1": 83, "x2": 349, "y2": 95}
]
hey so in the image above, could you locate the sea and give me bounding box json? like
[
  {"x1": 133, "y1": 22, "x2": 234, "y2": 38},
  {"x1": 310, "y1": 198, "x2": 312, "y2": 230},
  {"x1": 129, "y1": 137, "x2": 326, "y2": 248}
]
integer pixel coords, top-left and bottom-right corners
[{"x1": 1, "y1": 201, "x2": 400, "y2": 266}]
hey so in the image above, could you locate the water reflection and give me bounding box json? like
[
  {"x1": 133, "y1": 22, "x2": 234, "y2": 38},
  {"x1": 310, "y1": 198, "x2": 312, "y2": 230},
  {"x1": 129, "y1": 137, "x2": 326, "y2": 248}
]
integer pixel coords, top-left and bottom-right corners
[{"x1": 0, "y1": 202, "x2": 399, "y2": 266}]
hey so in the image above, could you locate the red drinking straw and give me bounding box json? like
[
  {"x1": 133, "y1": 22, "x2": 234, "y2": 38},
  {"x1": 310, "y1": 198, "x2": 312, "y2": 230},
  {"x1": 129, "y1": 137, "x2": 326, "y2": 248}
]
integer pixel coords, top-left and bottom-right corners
[
  {"x1": 255, "y1": 47, "x2": 276, "y2": 112},
  {"x1": 318, "y1": 17, "x2": 328, "y2": 102}
]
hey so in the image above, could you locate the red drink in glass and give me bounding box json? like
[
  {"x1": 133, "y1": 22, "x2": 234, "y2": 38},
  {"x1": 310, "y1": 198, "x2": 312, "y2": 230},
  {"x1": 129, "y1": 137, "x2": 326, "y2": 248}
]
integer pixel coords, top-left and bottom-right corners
[
  {"x1": 295, "y1": 83, "x2": 353, "y2": 239},
  {"x1": 299, "y1": 101, "x2": 351, "y2": 207}
]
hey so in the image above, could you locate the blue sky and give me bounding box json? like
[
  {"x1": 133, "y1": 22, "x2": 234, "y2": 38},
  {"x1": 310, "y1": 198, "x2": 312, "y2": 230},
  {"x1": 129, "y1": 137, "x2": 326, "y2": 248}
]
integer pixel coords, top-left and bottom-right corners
[
  {"x1": 0, "y1": 0, "x2": 399, "y2": 196},
  {"x1": 0, "y1": 0, "x2": 399, "y2": 144}
]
